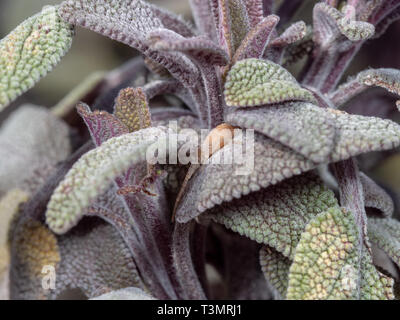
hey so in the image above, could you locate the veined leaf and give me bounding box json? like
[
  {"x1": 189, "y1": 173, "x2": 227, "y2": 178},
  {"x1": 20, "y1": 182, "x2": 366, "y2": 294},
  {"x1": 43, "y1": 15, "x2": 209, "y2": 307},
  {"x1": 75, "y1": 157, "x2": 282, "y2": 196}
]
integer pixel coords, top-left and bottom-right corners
[
  {"x1": 45, "y1": 127, "x2": 171, "y2": 234},
  {"x1": 175, "y1": 133, "x2": 316, "y2": 223},
  {"x1": 226, "y1": 102, "x2": 336, "y2": 163},
  {"x1": 260, "y1": 246, "x2": 291, "y2": 299},
  {"x1": 286, "y1": 208, "x2": 394, "y2": 300},
  {"x1": 77, "y1": 103, "x2": 129, "y2": 147},
  {"x1": 206, "y1": 173, "x2": 339, "y2": 258},
  {"x1": 224, "y1": 58, "x2": 316, "y2": 107},
  {"x1": 360, "y1": 173, "x2": 394, "y2": 218},
  {"x1": 0, "y1": 6, "x2": 74, "y2": 111}
]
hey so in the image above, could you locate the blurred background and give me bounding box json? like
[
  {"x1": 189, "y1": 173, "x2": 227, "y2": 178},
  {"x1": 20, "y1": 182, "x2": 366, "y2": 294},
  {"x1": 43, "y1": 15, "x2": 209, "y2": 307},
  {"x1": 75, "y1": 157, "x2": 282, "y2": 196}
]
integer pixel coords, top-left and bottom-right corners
[{"x1": 0, "y1": 0, "x2": 399, "y2": 192}]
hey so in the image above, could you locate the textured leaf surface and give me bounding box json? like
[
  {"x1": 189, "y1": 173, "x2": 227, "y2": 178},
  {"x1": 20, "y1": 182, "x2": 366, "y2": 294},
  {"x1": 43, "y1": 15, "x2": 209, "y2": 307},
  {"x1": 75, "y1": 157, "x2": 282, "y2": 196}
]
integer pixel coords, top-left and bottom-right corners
[
  {"x1": 0, "y1": 6, "x2": 74, "y2": 111},
  {"x1": 149, "y1": 29, "x2": 229, "y2": 66},
  {"x1": 327, "y1": 110, "x2": 400, "y2": 162},
  {"x1": 233, "y1": 15, "x2": 279, "y2": 62},
  {"x1": 59, "y1": 0, "x2": 200, "y2": 88},
  {"x1": 270, "y1": 21, "x2": 307, "y2": 47},
  {"x1": 360, "y1": 173, "x2": 394, "y2": 218},
  {"x1": 92, "y1": 287, "x2": 155, "y2": 300},
  {"x1": 260, "y1": 246, "x2": 291, "y2": 298},
  {"x1": 45, "y1": 127, "x2": 170, "y2": 234},
  {"x1": 175, "y1": 133, "x2": 316, "y2": 223},
  {"x1": 226, "y1": 102, "x2": 335, "y2": 163},
  {"x1": 357, "y1": 68, "x2": 400, "y2": 107},
  {"x1": 313, "y1": 3, "x2": 375, "y2": 45},
  {"x1": 207, "y1": 173, "x2": 339, "y2": 258},
  {"x1": 368, "y1": 217, "x2": 400, "y2": 269},
  {"x1": 224, "y1": 59, "x2": 315, "y2": 107},
  {"x1": 10, "y1": 218, "x2": 60, "y2": 300},
  {"x1": 54, "y1": 218, "x2": 145, "y2": 299},
  {"x1": 0, "y1": 189, "x2": 29, "y2": 297},
  {"x1": 286, "y1": 208, "x2": 393, "y2": 300},
  {"x1": 0, "y1": 105, "x2": 71, "y2": 195},
  {"x1": 243, "y1": 0, "x2": 264, "y2": 28},
  {"x1": 114, "y1": 87, "x2": 152, "y2": 132},
  {"x1": 10, "y1": 217, "x2": 143, "y2": 299}
]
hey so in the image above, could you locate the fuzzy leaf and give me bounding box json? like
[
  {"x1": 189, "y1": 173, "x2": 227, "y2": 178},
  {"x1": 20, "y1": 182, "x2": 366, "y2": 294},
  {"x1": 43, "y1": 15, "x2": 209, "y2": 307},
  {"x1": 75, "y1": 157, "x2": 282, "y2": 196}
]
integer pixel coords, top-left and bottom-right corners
[
  {"x1": 224, "y1": 58, "x2": 316, "y2": 107},
  {"x1": 326, "y1": 110, "x2": 400, "y2": 162},
  {"x1": 114, "y1": 87, "x2": 152, "y2": 132},
  {"x1": 286, "y1": 208, "x2": 394, "y2": 300},
  {"x1": 10, "y1": 217, "x2": 144, "y2": 299},
  {"x1": 270, "y1": 21, "x2": 308, "y2": 47},
  {"x1": 0, "y1": 105, "x2": 71, "y2": 195},
  {"x1": 233, "y1": 15, "x2": 280, "y2": 62},
  {"x1": 45, "y1": 127, "x2": 170, "y2": 234},
  {"x1": 226, "y1": 102, "x2": 336, "y2": 163},
  {"x1": 313, "y1": 3, "x2": 375, "y2": 45},
  {"x1": 77, "y1": 103, "x2": 129, "y2": 147},
  {"x1": 260, "y1": 246, "x2": 291, "y2": 299},
  {"x1": 149, "y1": 29, "x2": 229, "y2": 66},
  {"x1": 92, "y1": 287, "x2": 156, "y2": 300},
  {"x1": 357, "y1": 68, "x2": 400, "y2": 108},
  {"x1": 54, "y1": 218, "x2": 145, "y2": 299},
  {"x1": 368, "y1": 217, "x2": 400, "y2": 269},
  {"x1": 282, "y1": 27, "x2": 314, "y2": 67},
  {"x1": 0, "y1": 6, "x2": 74, "y2": 111},
  {"x1": 175, "y1": 133, "x2": 316, "y2": 223},
  {"x1": 360, "y1": 173, "x2": 394, "y2": 218},
  {"x1": 189, "y1": 0, "x2": 217, "y2": 41},
  {"x1": 216, "y1": 0, "x2": 251, "y2": 58},
  {"x1": 206, "y1": 173, "x2": 339, "y2": 258},
  {"x1": 0, "y1": 189, "x2": 29, "y2": 298},
  {"x1": 59, "y1": 0, "x2": 200, "y2": 89},
  {"x1": 244, "y1": 0, "x2": 264, "y2": 28}
]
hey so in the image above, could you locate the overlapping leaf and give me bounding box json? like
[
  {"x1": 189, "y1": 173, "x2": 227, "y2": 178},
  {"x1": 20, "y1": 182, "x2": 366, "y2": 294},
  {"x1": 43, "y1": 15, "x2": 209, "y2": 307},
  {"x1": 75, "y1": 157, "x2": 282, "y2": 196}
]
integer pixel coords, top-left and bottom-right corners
[
  {"x1": 313, "y1": 3, "x2": 375, "y2": 45},
  {"x1": 259, "y1": 246, "x2": 291, "y2": 299},
  {"x1": 224, "y1": 58, "x2": 316, "y2": 107},
  {"x1": 0, "y1": 6, "x2": 74, "y2": 111},
  {"x1": 10, "y1": 217, "x2": 143, "y2": 299},
  {"x1": 233, "y1": 15, "x2": 279, "y2": 62},
  {"x1": 149, "y1": 29, "x2": 229, "y2": 66},
  {"x1": 77, "y1": 103, "x2": 129, "y2": 146},
  {"x1": 226, "y1": 102, "x2": 336, "y2": 163},
  {"x1": 175, "y1": 133, "x2": 316, "y2": 223},
  {"x1": 206, "y1": 173, "x2": 339, "y2": 258},
  {"x1": 59, "y1": 0, "x2": 200, "y2": 88},
  {"x1": 45, "y1": 126, "x2": 171, "y2": 234},
  {"x1": 326, "y1": 110, "x2": 400, "y2": 162},
  {"x1": 286, "y1": 208, "x2": 394, "y2": 300}
]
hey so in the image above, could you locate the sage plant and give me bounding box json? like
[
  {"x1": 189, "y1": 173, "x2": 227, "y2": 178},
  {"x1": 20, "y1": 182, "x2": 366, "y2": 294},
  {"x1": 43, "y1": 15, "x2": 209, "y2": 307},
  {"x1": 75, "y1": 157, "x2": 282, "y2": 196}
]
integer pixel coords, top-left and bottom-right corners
[{"x1": 1, "y1": 0, "x2": 400, "y2": 300}]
